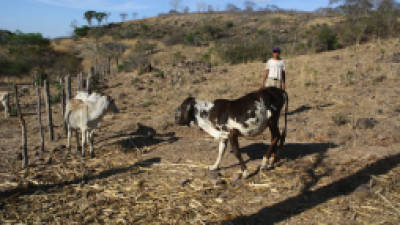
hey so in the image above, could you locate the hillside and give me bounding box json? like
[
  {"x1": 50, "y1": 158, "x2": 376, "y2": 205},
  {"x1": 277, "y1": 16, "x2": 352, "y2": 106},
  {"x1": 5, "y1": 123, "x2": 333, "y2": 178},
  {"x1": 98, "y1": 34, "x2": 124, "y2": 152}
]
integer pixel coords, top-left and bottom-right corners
[
  {"x1": 52, "y1": 11, "x2": 344, "y2": 76},
  {"x1": 0, "y1": 29, "x2": 399, "y2": 225}
]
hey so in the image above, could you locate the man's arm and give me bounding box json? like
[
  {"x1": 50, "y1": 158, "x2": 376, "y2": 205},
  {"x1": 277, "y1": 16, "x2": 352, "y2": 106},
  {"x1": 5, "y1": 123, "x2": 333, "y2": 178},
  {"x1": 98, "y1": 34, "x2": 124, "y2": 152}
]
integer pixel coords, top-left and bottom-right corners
[
  {"x1": 282, "y1": 70, "x2": 286, "y2": 91},
  {"x1": 262, "y1": 69, "x2": 269, "y2": 87}
]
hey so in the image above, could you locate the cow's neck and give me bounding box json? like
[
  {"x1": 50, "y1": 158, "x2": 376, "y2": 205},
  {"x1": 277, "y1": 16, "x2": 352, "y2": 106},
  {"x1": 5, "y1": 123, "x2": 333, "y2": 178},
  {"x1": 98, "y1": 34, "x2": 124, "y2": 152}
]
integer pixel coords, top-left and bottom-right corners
[
  {"x1": 193, "y1": 100, "x2": 223, "y2": 138},
  {"x1": 86, "y1": 97, "x2": 109, "y2": 121}
]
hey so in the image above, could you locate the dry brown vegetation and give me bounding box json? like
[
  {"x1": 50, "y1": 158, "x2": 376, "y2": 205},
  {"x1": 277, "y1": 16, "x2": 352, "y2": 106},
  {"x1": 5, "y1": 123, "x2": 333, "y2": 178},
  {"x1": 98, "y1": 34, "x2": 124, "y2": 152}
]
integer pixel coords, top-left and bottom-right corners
[{"x1": 0, "y1": 34, "x2": 399, "y2": 224}]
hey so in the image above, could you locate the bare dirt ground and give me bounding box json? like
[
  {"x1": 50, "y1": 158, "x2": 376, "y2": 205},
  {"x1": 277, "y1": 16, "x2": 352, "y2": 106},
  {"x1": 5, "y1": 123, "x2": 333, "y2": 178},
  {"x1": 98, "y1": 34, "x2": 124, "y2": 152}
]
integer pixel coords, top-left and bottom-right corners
[{"x1": 0, "y1": 40, "x2": 400, "y2": 224}]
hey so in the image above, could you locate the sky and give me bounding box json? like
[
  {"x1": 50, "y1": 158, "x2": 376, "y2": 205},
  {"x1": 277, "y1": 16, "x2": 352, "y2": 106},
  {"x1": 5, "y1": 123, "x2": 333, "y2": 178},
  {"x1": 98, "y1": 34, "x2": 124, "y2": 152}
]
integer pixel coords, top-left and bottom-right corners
[{"x1": 0, "y1": 0, "x2": 332, "y2": 38}]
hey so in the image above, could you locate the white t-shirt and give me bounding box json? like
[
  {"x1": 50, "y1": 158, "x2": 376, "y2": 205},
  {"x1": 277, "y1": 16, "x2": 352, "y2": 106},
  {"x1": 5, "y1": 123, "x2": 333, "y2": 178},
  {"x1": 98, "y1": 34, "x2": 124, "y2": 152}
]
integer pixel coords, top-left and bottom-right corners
[{"x1": 266, "y1": 59, "x2": 285, "y2": 80}]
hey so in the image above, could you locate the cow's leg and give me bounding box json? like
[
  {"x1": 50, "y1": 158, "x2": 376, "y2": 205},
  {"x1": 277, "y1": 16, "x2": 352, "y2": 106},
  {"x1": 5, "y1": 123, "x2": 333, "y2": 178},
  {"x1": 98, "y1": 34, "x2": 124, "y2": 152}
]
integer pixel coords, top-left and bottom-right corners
[
  {"x1": 67, "y1": 125, "x2": 71, "y2": 151},
  {"x1": 209, "y1": 139, "x2": 228, "y2": 171},
  {"x1": 88, "y1": 130, "x2": 95, "y2": 158},
  {"x1": 81, "y1": 128, "x2": 87, "y2": 157},
  {"x1": 75, "y1": 130, "x2": 80, "y2": 153},
  {"x1": 261, "y1": 119, "x2": 280, "y2": 170},
  {"x1": 268, "y1": 121, "x2": 281, "y2": 168},
  {"x1": 229, "y1": 129, "x2": 248, "y2": 178},
  {"x1": 274, "y1": 129, "x2": 286, "y2": 165}
]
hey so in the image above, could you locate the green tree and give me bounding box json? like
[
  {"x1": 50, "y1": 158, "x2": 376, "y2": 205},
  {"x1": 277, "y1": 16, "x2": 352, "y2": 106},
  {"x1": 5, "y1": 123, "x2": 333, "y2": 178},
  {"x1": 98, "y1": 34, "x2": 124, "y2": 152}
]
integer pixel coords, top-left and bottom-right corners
[
  {"x1": 84, "y1": 10, "x2": 96, "y2": 26},
  {"x1": 94, "y1": 12, "x2": 107, "y2": 26},
  {"x1": 120, "y1": 13, "x2": 128, "y2": 22},
  {"x1": 315, "y1": 24, "x2": 339, "y2": 51}
]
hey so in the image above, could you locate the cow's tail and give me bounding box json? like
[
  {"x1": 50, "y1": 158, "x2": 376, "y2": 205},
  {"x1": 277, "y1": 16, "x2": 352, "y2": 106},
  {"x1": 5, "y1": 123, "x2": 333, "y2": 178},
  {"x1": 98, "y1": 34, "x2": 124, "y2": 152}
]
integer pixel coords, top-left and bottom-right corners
[{"x1": 282, "y1": 91, "x2": 289, "y2": 141}]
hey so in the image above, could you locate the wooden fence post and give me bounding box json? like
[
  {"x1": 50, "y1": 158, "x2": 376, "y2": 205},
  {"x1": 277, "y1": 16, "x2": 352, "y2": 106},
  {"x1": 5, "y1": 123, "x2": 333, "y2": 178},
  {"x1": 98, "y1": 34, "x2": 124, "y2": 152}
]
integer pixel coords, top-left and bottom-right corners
[
  {"x1": 87, "y1": 67, "x2": 94, "y2": 94},
  {"x1": 14, "y1": 85, "x2": 28, "y2": 168},
  {"x1": 66, "y1": 75, "x2": 71, "y2": 101},
  {"x1": 35, "y1": 82, "x2": 45, "y2": 152},
  {"x1": 4, "y1": 93, "x2": 9, "y2": 118},
  {"x1": 77, "y1": 73, "x2": 82, "y2": 91},
  {"x1": 60, "y1": 77, "x2": 65, "y2": 117},
  {"x1": 44, "y1": 80, "x2": 54, "y2": 141}
]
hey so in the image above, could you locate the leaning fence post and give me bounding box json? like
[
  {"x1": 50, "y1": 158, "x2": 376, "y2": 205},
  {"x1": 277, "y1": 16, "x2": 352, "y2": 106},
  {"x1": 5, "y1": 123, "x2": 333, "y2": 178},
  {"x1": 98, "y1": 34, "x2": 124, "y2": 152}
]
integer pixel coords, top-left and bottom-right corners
[
  {"x1": 35, "y1": 82, "x2": 45, "y2": 152},
  {"x1": 66, "y1": 75, "x2": 71, "y2": 101},
  {"x1": 44, "y1": 79, "x2": 54, "y2": 141},
  {"x1": 14, "y1": 85, "x2": 28, "y2": 168}
]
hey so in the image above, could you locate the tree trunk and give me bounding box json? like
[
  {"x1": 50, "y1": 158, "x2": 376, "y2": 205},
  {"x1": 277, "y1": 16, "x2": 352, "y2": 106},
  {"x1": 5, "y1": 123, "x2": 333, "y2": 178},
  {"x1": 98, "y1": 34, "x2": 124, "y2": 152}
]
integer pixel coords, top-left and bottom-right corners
[
  {"x1": 44, "y1": 79, "x2": 54, "y2": 141},
  {"x1": 14, "y1": 85, "x2": 28, "y2": 168},
  {"x1": 35, "y1": 83, "x2": 45, "y2": 152}
]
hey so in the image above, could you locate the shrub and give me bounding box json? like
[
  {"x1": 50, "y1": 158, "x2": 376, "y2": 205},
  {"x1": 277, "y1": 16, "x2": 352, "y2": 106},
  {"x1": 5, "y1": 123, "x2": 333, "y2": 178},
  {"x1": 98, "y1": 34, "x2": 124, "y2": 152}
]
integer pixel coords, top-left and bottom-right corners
[
  {"x1": 162, "y1": 30, "x2": 184, "y2": 46},
  {"x1": 50, "y1": 94, "x2": 61, "y2": 104},
  {"x1": 183, "y1": 32, "x2": 200, "y2": 46},
  {"x1": 216, "y1": 37, "x2": 272, "y2": 64},
  {"x1": 142, "y1": 100, "x2": 153, "y2": 107},
  {"x1": 0, "y1": 58, "x2": 30, "y2": 76},
  {"x1": 225, "y1": 21, "x2": 234, "y2": 28},
  {"x1": 118, "y1": 64, "x2": 125, "y2": 72},
  {"x1": 74, "y1": 26, "x2": 90, "y2": 37},
  {"x1": 332, "y1": 112, "x2": 350, "y2": 126},
  {"x1": 172, "y1": 51, "x2": 186, "y2": 64},
  {"x1": 122, "y1": 52, "x2": 150, "y2": 72},
  {"x1": 307, "y1": 24, "x2": 339, "y2": 52},
  {"x1": 134, "y1": 40, "x2": 157, "y2": 54},
  {"x1": 34, "y1": 72, "x2": 48, "y2": 86}
]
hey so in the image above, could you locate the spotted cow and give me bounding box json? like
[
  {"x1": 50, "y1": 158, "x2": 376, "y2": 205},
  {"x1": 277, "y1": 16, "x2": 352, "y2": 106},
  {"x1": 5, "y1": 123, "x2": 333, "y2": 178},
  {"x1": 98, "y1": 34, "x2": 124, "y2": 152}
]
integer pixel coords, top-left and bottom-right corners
[{"x1": 175, "y1": 87, "x2": 288, "y2": 178}]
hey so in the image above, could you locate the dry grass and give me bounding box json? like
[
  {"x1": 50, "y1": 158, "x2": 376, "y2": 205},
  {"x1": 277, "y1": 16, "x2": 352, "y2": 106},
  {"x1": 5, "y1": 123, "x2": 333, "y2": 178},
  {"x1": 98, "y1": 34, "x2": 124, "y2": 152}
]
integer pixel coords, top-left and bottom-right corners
[{"x1": 0, "y1": 38, "x2": 400, "y2": 224}]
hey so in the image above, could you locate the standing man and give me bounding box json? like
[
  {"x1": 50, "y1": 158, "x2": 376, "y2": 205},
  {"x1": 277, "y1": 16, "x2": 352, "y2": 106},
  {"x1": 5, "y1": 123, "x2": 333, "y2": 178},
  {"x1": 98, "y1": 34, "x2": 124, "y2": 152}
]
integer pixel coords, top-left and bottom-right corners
[{"x1": 262, "y1": 47, "x2": 286, "y2": 90}]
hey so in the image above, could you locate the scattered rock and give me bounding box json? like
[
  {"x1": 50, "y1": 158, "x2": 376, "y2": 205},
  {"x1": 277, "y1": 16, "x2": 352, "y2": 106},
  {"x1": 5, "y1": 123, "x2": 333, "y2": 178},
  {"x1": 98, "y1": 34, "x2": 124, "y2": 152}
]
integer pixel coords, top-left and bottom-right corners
[
  {"x1": 217, "y1": 190, "x2": 230, "y2": 199},
  {"x1": 221, "y1": 68, "x2": 228, "y2": 73},
  {"x1": 391, "y1": 52, "x2": 400, "y2": 63},
  {"x1": 192, "y1": 77, "x2": 207, "y2": 84},
  {"x1": 354, "y1": 184, "x2": 370, "y2": 198},
  {"x1": 118, "y1": 93, "x2": 127, "y2": 99},
  {"x1": 373, "y1": 75, "x2": 386, "y2": 83},
  {"x1": 46, "y1": 156, "x2": 52, "y2": 165},
  {"x1": 179, "y1": 178, "x2": 191, "y2": 187},
  {"x1": 327, "y1": 130, "x2": 338, "y2": 138},
  {"x1": 209, "y1": 171, "x2": 222, "y2": 180},
  {"x1": 212, "y1": 179, "x2": 227, "y2": 188},
  {"x1": 356, "y1": 118, "x2": 378, "y2": 129},
  {"x1": 394, "y1": 105, "x2": 400, "y2": 113},
  {"x1": 231, "y1": 173, "x2": 243, "y2": 187},
  {"x1": 332, "y1": 113, "x2": 350, "y2": 126},
  {"x1": 52, "y1": 145, "x2": 66, "y2": 153},
  {"x1": 338, "y1": 134, "x2": 353, "y2": 145}
]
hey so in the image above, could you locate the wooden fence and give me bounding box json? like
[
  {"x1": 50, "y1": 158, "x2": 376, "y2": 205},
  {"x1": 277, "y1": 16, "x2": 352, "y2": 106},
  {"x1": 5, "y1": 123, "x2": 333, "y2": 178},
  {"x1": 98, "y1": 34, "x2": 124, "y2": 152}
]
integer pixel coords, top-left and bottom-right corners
[{"x1": 2, "y1": 71, "x2": 94, "y2": 168}]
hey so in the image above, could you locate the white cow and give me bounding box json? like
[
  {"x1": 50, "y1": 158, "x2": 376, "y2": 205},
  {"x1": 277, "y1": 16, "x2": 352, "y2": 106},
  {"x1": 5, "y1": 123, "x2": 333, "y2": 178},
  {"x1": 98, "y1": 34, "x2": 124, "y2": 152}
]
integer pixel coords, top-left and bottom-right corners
[
  {"x1": 65, "y1": 92, "x2": 119, "y2": 157},
  {"x1": 0, "y1": 92, "x2": 10, "y2": 118}
]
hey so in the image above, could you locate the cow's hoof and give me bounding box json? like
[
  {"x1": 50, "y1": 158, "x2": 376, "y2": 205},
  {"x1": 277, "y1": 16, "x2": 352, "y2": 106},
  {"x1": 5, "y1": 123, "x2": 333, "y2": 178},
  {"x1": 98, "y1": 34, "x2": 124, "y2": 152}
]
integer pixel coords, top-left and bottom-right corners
[
  {"x1": 209, "y1": 165, "x2": 219, "y2": 171},
  {"x1": 242, "y1": 170, "x2": 250, "y2": 179}
]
